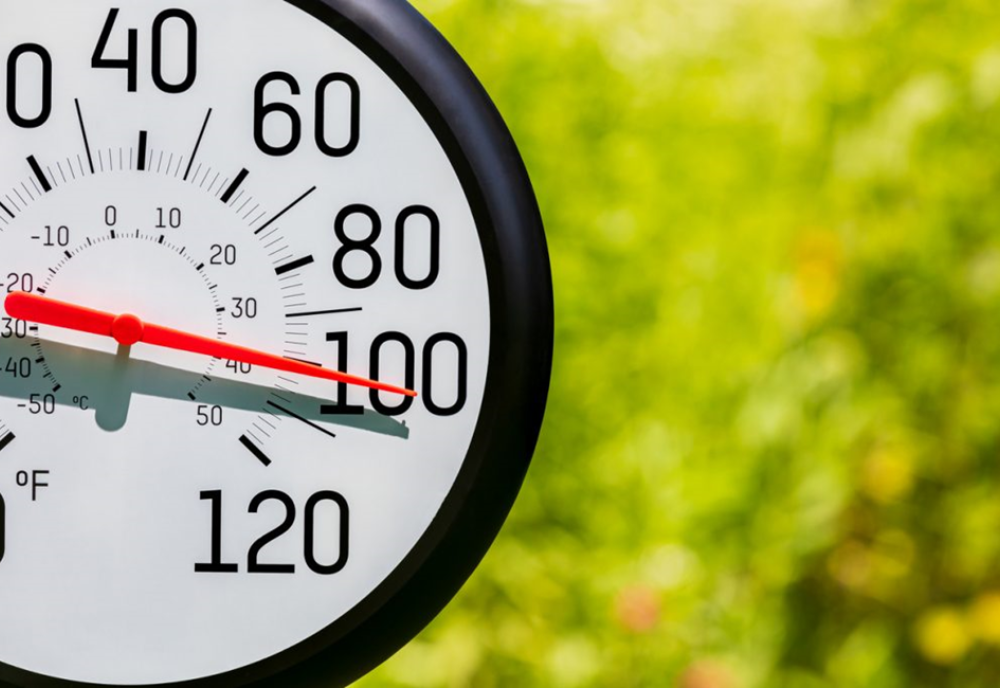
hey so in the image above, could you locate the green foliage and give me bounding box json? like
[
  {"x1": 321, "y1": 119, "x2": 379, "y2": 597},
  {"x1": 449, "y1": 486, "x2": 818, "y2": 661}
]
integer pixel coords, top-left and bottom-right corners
[{"x1": 359, "y1": 0, "x2": 1000, "y2": 685}]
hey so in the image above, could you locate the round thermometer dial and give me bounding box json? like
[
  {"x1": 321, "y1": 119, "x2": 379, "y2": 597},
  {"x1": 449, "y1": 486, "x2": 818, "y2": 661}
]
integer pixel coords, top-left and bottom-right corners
[{"x1": 0, "y1": 1, "x2": 552, "y2": 686}]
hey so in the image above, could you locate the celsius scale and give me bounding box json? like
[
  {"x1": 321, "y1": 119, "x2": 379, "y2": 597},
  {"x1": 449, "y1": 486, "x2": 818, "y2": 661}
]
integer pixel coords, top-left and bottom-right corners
[{"x1": 0, "y1": 0, "x2": 552, "y2": 685}]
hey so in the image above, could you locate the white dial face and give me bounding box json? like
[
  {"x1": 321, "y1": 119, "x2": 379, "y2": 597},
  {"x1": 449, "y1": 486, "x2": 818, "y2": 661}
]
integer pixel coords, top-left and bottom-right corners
[{"x1": 0, "y1": 1, "x2": 490, "y2": 684}]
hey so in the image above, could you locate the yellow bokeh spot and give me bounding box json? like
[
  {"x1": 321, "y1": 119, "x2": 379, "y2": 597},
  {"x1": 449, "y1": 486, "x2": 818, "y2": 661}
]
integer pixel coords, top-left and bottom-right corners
[
  {"x1": 871, "y1": 530, "x2": 916, "y2": 580},
  {"x1": 970, "y1": 593, "x2": 1000, "y2": 645},
  {"x1": 828, "y1": 540, "x2": 871, "y2": 590},
  {"x1": 861, "y1": 445, "x2": 915, "y2": 504},
  {"x1": 795, "y1": 230, "x2": 843, "y2": 320},
  {"x1": 914, "y1": 608, "x2": 972, "y2": 666}
]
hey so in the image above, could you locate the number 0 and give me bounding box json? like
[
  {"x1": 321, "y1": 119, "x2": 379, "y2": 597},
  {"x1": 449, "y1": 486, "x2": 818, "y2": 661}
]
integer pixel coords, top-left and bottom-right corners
[
  {"x1": 151, "y1": 10, "x2": 198, "y2": 93},
  {"x1": 304, "y1": 491, "x2": 349, "y2": 575},
  {"x1": 6, "y1": 44, "x2": 52, "y2": 129},
  {"x1": 315, "y1": 74, "x2": 360, "y2": 157}
]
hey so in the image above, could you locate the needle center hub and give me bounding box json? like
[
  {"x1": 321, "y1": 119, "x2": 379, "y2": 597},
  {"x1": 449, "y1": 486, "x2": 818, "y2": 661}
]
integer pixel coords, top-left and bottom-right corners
[{"x1": 112, "y1": 314, "x2": 144, "y2": 347}]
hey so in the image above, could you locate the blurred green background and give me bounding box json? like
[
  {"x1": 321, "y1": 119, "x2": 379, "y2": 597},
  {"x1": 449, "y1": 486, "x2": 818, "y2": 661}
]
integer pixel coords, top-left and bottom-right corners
[{"x1": 359, "y1": 0, "x2": 1000, "y2": 686}]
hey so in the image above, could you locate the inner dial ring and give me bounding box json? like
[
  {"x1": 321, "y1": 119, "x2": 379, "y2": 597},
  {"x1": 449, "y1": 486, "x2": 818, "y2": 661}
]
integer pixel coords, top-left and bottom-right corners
[
  {"x1": 37, "y1": 232, "x2": 225, "y2": 403},
  {"x1": 3, "y1": 154, "x2": 306, "y2": 435}
]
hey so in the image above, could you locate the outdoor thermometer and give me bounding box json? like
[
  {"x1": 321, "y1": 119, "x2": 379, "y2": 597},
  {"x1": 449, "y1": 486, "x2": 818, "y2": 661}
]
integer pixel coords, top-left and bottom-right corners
[{"x1": 0, "y1": 0, "x2": 552, "y2": 685}]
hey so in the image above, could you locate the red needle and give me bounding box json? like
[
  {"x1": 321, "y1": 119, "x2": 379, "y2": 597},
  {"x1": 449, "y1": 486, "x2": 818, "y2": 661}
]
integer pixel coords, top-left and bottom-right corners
[{"x1": 4, "y1": 292, "x2": 417, "y2": 398}]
